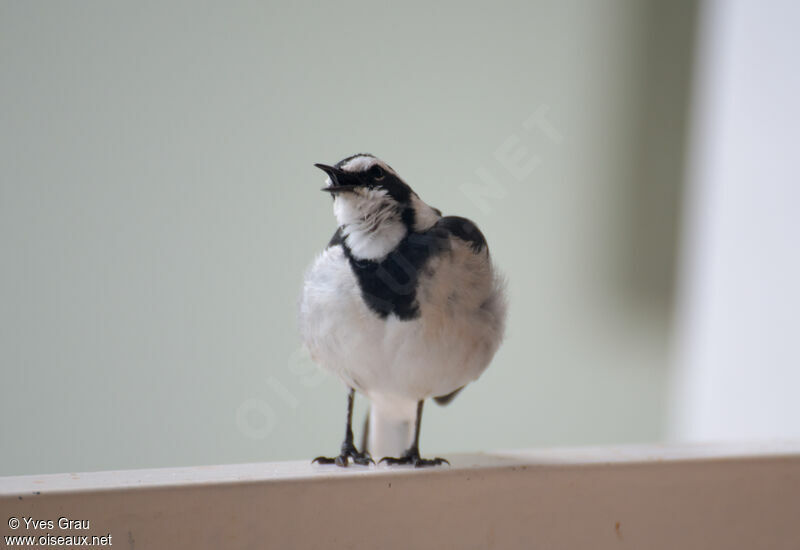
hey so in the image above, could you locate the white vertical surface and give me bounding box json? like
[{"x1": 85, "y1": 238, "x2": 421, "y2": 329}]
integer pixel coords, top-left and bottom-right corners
[{"x1": 671, "y1": 0, "x2": 800, "y2": 440}]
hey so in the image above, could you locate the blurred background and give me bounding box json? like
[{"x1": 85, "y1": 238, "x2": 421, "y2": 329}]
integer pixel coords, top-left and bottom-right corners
[{"x1": 1, "y1": 0, "x2": 797, "y2": 476}]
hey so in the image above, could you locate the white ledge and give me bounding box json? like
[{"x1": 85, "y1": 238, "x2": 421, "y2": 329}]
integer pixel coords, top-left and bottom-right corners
[
  {"x1": 2, "y1": 442, "x2": 800, "y2": 549},
  {"x1": 2, "y1": 441, "x2": 798, "y2": 496}
]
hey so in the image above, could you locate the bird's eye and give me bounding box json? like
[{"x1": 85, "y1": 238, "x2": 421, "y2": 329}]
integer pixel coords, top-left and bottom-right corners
[{"x1": 369, "y1": 165, "x2": 385, "y2": 180}]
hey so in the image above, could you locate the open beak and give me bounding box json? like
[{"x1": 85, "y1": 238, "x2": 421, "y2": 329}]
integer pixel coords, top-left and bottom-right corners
[{"x1": 314, "y1": 163, "x2": 361, "y2": 194}]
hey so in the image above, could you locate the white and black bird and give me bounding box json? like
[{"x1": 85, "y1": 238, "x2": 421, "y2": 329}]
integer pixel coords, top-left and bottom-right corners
[{"x1": 299, "y1": 153, "x2": 507, "y2": 467}]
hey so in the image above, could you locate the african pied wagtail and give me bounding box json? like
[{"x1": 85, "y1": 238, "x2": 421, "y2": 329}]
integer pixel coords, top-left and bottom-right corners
[{"x1": 299, "y1": 154, "x2": 507, "y2": 467}]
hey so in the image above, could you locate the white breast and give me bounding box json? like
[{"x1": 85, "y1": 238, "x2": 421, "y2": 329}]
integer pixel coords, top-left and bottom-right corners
[{"x1": 298, "y1": 237, "x2": 506, "y2": 404}]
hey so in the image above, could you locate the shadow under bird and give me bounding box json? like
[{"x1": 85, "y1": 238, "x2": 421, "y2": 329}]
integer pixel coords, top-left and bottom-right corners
[{"x1": 299, "y1": 153, "x2": 507, "y2": 467}]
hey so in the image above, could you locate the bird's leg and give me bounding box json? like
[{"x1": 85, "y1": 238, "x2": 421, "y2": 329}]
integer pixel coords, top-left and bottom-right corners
[
  {"x1": 379, "y1": 400, "x2": 449, "y2": 468},
  {"x1": 312, "y1": 388, "x2": 373, "y2": 467}
]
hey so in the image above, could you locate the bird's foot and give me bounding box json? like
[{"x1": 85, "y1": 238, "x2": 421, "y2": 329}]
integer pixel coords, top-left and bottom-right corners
[
  {"x1": 379, "y1": 448, "x2": 450, "y2": 468},
  {"x1": 312, "y1": 443, "x2": 374, "y2": 467}
]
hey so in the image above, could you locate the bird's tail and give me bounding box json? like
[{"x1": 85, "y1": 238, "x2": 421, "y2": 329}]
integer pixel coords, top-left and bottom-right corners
[{"x1": 365, "y1": 398, "x2": 417, "y2": 459}]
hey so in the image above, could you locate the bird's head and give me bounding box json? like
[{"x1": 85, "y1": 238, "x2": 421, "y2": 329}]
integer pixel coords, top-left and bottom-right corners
[{"x1": 315, "y1": 154, "x2": 440, "y2": 260}]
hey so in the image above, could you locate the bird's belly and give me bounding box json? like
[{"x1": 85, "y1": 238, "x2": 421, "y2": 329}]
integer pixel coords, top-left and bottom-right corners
[
  {"x1": 298, "y1": 246, "x2": 497, "y2": 401},
  {"x1": 308, "y1": 312, "x2": 491, "y2": 401}
]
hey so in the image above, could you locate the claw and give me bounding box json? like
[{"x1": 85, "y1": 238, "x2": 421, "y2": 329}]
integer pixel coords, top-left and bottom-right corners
[
  {"x1": 312, "y1": 447, "x2": 373, "y2": 468},
  {"x1": 379, "y1": 451, "x2": 449, "y2": 468},
  {"x1": 352, "y1": 454, "x2": 375, "y2": 466}
]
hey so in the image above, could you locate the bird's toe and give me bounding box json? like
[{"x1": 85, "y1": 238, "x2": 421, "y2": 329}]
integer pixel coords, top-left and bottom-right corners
[
  {"x1": 312, "y1": 447, "x2": 373, "y2": 468},
  {"x1": 379, "y1": 452, "x2": 449, "y2": 468},
  {"x1": 413, "y1": 457, "x2": 450, "y2": 468}
]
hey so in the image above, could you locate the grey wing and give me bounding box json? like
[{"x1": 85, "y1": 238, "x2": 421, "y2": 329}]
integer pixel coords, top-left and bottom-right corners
[
  {"x1": 433, "y1": 216, "x2": 488, "y2": 254},
  {"x1": 429, "y1": 215, "x2": 491, "y2": 407}
]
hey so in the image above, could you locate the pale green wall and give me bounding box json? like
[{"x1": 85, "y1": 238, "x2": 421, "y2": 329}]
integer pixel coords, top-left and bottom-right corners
[{"x1": 0, "y1": 0, "x2": 696, "y2": 475}]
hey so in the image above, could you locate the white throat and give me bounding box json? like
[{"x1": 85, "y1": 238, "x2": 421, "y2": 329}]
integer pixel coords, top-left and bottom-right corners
[
  {"x1": 343, "y1": 217, "x2": 407, "y2": 260},
  {"x1": 333, "y1": 188, "x2": 407, "y2": 261}
]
